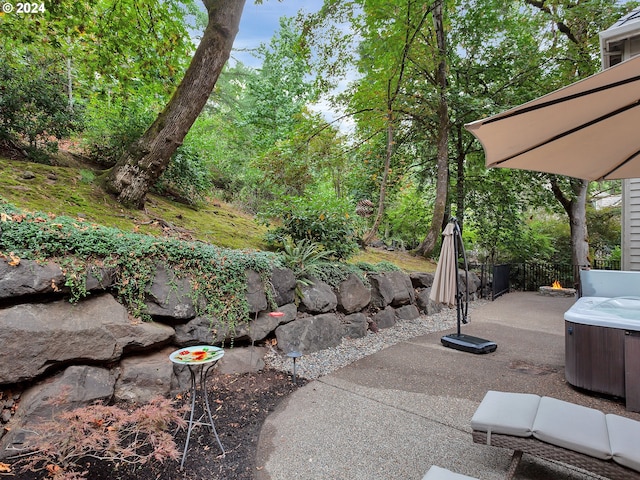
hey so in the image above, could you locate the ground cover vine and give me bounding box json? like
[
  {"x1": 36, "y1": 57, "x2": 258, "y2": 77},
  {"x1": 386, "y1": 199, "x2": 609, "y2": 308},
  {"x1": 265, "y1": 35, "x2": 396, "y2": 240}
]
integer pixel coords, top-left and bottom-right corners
[{"x1": 0, "y1": 198, "x2": 280, "y2": 330}]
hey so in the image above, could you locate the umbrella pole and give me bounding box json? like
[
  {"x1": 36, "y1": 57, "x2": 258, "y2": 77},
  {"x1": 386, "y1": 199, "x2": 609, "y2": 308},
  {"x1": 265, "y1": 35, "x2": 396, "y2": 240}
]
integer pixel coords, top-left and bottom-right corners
[
  {"x1": 453, "y1": 219, "x2": 462, "y2": 337},
  {"x1": 440, "y1": 218, "x2": 497, "y2": 354}
]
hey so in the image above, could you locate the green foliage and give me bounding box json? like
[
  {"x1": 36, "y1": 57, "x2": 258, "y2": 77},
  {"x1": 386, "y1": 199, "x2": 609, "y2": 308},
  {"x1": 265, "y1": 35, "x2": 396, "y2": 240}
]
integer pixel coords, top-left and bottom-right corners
[
  {"x1": 0, "y1": 200, "x2": 279, "y2": 329},
  {"x1": 0, "y1": 49, "x2": 82, "y2": 154},
  {"x1": 1, "y1": 0, "x2": 195, "y2": 166},
  {"x1": 383, "y1": 185, "x2": 430, "y2": 249},
  {"x1": 2, "y1": 0, "x2": 195, "y2": 102},
  {"x1": 263, "y1": 193, "x2": 359, "y2": 261},
  {"x1": 352, "y1": 260, "x2": 400, "y2": 273},
  {"x1": 154, "y1": 145, "x2": 213, "y2": 205},
  {"x1": 82, "y1": 95, "x2": 158, "y2": 166},
  {"x1": 79, "y1": 169, "x2": 95, "y2": 184},
  {"x1": 278, "y1": 238, "x2": 401, "y2": 289},
  {"x1": 587, "y1": 205, "x2": 621, "y2": 261},
  {"x1": 251, "y1": 112, "x2": 343, "y2": 199},
  {"x1": 465, "y1": 212, "x2": 559, "y2": 265},
  {"x1": 279, "y1": 238, "x2": 335, "y2": 282},
  {"x1": 243, "y1": 17, "x2": 317, "y2": 152},
  {"x1": 609, "y1": 245, "x2": 622, "y2": 263},
  {"x1": 312, "y1": 259, "x2": 401, "y2": 289}
]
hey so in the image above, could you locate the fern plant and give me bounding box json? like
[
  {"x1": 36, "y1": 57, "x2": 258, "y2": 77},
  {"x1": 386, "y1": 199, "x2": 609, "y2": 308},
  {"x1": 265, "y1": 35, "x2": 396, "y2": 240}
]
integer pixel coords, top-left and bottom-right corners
[
  {"x1": 280, "y1": 238, "x2": 333, "y2": 278},
  {"x1": 280, "y1": 238, "x2": 334, "y2": 289}
]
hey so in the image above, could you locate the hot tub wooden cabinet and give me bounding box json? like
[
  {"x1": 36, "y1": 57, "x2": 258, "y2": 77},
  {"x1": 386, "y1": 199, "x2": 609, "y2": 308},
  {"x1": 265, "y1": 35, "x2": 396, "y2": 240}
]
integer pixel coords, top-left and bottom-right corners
[
  {"x1": 564, "y1": 295, "x2": 640, "y2": 412},
  {"x1": 565, "y1": 320, "x2": 626, "y2": 397}
]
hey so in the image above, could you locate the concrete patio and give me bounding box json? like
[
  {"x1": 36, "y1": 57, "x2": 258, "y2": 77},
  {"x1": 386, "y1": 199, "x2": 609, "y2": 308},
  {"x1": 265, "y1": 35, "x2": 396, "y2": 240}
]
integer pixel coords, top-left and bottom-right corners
[{"x1": 255, "y1": 291, "x2": 640, "y2": 480}]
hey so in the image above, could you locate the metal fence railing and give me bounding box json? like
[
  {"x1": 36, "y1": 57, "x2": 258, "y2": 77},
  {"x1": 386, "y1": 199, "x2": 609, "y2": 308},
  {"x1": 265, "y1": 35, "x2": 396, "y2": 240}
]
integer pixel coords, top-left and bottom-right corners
[{"x1": 469, "y1": 260, "x2": 621, "y2": 300}]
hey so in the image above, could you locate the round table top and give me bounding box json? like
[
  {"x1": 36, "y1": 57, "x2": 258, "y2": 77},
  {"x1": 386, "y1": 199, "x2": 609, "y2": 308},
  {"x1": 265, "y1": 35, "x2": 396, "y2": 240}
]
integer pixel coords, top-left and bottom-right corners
[{"x1": 169, "y1": 345, "x2": 224, "y2": 365}]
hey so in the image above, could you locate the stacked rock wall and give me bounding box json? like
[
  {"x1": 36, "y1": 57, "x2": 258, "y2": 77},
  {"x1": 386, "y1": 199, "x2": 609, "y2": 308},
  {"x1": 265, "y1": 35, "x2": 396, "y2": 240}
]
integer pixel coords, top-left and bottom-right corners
[{"x1": 0, "y1": 258, "x2": 480, "y2": 457}]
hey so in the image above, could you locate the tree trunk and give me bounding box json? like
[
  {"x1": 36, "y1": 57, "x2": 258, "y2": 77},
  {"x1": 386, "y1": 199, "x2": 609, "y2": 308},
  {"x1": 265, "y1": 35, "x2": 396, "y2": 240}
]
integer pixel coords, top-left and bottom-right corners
[
  {"x1": 569, "y1": 180, "x2": 590, "y2": 268},
  {"x1": 455, "y1": 123, "x2": 465, "y2": 231},
  {"x1": 415, "y1": 0, "x2": 449, "y2": 258},
  {"x1": 363, "y1": 111, "x2": 393, "y2": 245},
  {"x1": 550, "y1": 177, "x2": 590, "y2": 283},
  {"x1": 105, "y1": 0, "x2": 246, "y2": 208}
]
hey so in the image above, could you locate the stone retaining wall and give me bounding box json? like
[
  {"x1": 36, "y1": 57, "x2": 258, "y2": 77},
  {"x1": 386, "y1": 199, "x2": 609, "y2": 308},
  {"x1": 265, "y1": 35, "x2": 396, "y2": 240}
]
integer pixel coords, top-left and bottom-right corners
[{"x1": 0, "y1": 258, "x2": 480, "y2": 457}]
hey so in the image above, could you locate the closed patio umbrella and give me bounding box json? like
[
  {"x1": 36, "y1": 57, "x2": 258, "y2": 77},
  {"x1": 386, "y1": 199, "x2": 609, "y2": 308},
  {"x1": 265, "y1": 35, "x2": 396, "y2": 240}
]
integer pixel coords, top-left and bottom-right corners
[
  {"x1": 464, "y1": 55, "x2": 640, "y2": 180},
  {"x1": 429, "y1": 222, "x2": 458, "y2": 307},
  {"x1": 430, "y1": 219, "x2": 497, "y2": 354}
]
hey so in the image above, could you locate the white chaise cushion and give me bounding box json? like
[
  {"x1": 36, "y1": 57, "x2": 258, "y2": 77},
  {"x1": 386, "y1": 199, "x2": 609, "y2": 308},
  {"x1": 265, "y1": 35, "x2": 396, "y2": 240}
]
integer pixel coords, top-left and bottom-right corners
[
  {"x1": 606, "y1": 413, "x2": 640, "y2": 472},
  {"x1": 422, "y1": 465, "x2": 479, "y2": 480},
  {"x1": 471, "y1": 390, "x2": 540, "y2": 437},
  {"x1": 532, "y1": 396, "x2": 612, "y2": 460}
]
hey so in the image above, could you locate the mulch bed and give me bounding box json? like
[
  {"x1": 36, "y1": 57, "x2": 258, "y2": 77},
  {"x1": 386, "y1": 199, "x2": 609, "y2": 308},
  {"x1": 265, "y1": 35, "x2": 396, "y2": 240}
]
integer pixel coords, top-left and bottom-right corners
[{"x1": 7, "y1": 370, "x2": 305, "y2": 480}]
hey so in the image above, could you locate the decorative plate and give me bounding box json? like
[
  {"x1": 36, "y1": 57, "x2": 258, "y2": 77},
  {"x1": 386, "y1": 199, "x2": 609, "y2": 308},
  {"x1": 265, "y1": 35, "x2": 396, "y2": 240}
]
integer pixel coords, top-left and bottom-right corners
[{"x1": 169, "y1": 345, "x2": 224, "y2": 364}]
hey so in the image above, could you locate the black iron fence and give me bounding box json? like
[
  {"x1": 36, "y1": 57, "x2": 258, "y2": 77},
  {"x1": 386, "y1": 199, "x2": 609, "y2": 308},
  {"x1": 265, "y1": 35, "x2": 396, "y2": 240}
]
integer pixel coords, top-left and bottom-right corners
[{"x1": 469, "y1": 260, "x2": 620, "y2": 300}]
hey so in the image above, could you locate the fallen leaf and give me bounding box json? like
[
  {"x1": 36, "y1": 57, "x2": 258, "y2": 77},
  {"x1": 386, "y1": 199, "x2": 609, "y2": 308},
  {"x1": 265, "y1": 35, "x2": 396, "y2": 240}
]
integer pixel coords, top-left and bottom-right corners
[
  {"x1": 8, "y1": 253, "x2": 20, "y2": 267},
  {"x1": 46, "y1": 464, "x2": 62, "y2": 474},
  {"x1": 0, "y1": 462, "x2": 11, "y2": 473}
]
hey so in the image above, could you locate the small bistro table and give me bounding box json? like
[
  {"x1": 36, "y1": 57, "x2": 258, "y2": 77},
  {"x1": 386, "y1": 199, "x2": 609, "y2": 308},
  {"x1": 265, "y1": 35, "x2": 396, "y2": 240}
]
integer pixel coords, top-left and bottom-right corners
[{"x1": 169, "y1": 345, "x2": 226, "y2": 469}]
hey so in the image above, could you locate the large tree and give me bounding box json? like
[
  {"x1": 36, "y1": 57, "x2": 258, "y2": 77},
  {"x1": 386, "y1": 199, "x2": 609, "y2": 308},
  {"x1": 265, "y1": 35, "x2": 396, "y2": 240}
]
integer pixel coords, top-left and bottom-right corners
[
  {"x1": 414, "y1": 0, "x2": 449, "y2": 257},
  {"x1": 105, "y1": 0, "x2": 246, "y2": 208}
]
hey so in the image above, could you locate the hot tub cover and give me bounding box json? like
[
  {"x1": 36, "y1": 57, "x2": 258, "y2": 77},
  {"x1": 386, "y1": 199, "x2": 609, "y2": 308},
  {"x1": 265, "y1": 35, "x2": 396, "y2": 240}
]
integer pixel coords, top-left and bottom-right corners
[{"x1": 565, "y1": 296, "x2": 640, "y2": 330}]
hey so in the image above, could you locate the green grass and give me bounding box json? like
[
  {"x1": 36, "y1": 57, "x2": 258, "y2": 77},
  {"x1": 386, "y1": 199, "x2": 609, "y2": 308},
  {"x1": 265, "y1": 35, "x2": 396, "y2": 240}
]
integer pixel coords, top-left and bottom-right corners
[
  {"x1": 0, "y1": 157, "x2": 268, "y2": 250},
  {"x1": 350, "y1": 248, "x2": 436, "y2": 273}
]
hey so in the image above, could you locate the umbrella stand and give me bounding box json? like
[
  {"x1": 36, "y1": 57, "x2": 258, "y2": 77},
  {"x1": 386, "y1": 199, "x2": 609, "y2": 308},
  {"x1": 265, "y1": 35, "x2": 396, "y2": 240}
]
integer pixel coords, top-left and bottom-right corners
[{"x1": 440, "y1": 218, "x2": 497, "y2": 354}]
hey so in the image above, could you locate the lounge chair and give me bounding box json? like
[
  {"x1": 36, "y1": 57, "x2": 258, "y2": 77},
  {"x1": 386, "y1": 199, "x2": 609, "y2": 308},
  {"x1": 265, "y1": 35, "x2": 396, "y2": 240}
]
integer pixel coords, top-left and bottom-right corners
[
  {"x1": 422, "y1": 465, "x2": 478, "y2": 479},
  {"x1": 471, "y1": 391, "x2": 640, "y2": 479}
]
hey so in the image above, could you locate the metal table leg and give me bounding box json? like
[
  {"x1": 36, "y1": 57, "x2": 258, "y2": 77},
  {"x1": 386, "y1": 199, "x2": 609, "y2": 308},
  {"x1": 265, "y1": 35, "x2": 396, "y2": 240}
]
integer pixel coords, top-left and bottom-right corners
[{"x1": 180, "y1": 363, "x2": 225, "y2": 470}]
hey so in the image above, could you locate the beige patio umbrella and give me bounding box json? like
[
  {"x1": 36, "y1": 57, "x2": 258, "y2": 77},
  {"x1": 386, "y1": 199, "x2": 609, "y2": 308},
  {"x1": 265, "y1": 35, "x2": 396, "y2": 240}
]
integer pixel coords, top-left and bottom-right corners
[
  {"x1": 430, "y1": 220, "x2": 497, "y2": 353},
  {"x1": 429, "y1": 222, "x2": 458, "y2": 307},
  {"x1": 464, "y1": 55, "x2": 640, "y2": 180}
]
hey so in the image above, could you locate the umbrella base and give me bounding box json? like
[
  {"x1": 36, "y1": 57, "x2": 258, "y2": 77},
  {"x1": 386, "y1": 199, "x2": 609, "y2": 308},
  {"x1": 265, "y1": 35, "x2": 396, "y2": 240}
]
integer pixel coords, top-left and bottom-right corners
[{"x1": 441, "y1": 333, "x2": 497, "y2": 354}]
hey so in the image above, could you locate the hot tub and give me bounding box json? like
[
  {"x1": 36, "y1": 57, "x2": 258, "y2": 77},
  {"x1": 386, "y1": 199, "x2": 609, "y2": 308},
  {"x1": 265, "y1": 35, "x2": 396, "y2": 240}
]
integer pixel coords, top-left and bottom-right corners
[
  {"x1": 565, "y1": 296, "x2": 640, "y2": 329},
  {"x1": 565, "y1": 293, "x2": 640, "y2": 411}
]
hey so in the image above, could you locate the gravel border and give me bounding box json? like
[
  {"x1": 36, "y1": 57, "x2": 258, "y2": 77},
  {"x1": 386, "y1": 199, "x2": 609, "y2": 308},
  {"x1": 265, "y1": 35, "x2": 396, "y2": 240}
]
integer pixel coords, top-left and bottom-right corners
[{"x1": 264, "y1": 299, "x2": 489, "y2": 379}]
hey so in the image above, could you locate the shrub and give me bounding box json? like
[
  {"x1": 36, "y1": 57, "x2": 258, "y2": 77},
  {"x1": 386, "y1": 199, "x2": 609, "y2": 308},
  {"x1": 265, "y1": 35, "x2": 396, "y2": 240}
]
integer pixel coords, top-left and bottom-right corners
[
  {"x1": 154, "y1": 145, "x2": 213, "y2": 205},
  {"x1": 263, "y1": 194, "x2": 359, "y2": 261},
  {"x1": 277, "y1": 238, "x2": 402, "y2": 290},
  {"x1": 0, "y1": 51, "x2": 82, "y2": 156},
  {"x1": 82, "y1": 96, "x2": 156, "y2": 167},
  {"x1": 20, "y1": 397, "x2": 186, "y2": 480},
  {"x1": 279, "y1": 238, "x2": 334, "y2": 281}
]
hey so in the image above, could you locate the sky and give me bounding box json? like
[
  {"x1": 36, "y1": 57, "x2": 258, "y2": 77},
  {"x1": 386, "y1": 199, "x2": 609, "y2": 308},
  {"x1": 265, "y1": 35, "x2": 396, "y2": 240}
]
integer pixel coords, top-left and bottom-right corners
[
  {"x1": 230, "y1": 0, "x2": 356, "y2": 133},
  {"x1": 231, "y1": 0, "x2": 325, "y2": 68}
]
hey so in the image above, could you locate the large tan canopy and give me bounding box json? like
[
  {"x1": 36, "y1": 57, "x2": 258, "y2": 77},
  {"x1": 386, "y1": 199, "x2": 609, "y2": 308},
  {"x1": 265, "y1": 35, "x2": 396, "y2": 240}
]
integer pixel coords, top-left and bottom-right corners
[{"x1": 465, "y1": 55, "x2": 640, "y2": 181}]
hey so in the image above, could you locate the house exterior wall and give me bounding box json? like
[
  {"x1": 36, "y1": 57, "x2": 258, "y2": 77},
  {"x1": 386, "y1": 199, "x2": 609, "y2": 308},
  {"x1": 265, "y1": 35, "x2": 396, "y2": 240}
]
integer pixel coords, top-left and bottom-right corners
[
  {"x1": 601, "y1": 8, "x2": 640, "y2": 271},
  {"x1": 623, "y1": 179, "x2": 640, "y2": 271}
]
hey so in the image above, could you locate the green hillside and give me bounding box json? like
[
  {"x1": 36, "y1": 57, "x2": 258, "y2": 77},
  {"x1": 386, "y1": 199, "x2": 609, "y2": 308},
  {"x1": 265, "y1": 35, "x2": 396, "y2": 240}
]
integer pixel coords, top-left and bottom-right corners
[{"x1": 0, "y1": 156, "x2": 436, "y2": 273}]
